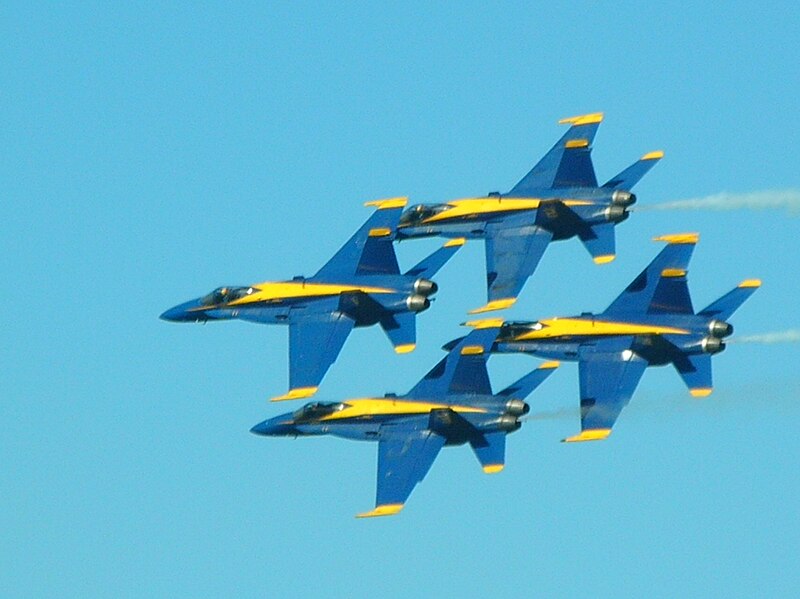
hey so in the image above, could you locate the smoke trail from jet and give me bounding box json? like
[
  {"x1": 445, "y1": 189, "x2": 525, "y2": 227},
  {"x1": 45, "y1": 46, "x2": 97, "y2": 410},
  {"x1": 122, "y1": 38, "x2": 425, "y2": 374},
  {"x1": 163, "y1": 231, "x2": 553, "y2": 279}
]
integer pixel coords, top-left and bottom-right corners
[
  {"x1": 728, "y1": 329, "x2": 800, "y2": 344},
  {"x1": 634, "y1": 189, "x2": 800, "y2": 214},
  {"x1": 521, "y1": 406, "x2": 581, "y2": 422}
]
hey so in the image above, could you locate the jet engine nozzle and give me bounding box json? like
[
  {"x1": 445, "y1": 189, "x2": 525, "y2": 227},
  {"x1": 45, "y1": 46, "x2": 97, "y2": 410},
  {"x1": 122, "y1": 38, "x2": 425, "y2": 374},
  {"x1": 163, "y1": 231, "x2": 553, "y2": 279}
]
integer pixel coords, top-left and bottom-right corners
[
  {"x1": 493, "y1": 414, "x2": 522, "y2": 432},
  {"x1": 413, "y1": 278, "x2": 438, "y2": 296},
  {"x1": 505, "y1": 399, "x2": 530, "y2": 416},
  {"x1": 406, "y1": 294, "x2": 431, "y2": 312},
  {"x1": 603, "y1": 205, "x2": 629, "y2": 222},
  {"x1": 708, "y1": 319, "x2": 734, "y2": 338},
  {"x1": 611, "y1": 190, "x2": 637, "y2": 206},
  {"x1": 701, "y1": 336, "x2": 726, "y2": 354}
]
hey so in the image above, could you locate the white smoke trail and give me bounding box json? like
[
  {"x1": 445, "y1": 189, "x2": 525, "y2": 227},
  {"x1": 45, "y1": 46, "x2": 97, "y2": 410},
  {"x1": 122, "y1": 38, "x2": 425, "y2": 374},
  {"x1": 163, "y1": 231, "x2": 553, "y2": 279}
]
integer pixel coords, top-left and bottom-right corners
[
  {"x1": 728, "y1": 329, "x2": 800, "y2": 344},
  {"x1": 635, "y1": 189, "x2": 800, "y2": 214}
]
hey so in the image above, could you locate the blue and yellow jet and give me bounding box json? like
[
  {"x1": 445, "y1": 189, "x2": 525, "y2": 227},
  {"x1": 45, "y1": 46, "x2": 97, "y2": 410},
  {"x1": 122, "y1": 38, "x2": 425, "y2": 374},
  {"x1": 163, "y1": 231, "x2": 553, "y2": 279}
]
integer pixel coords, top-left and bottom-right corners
[
  {"x1": 250, "y1": 321, "x2": 558, "y2": 517},
  {"x1": 488, "y1": 233, "x2": 760, "y2": 442},
  {"x1": 397, "y1": 112, "x2": 663, "y2": 313},
  {"x1": 161, "y1": 198, "x2": 463, "y2": 401}
]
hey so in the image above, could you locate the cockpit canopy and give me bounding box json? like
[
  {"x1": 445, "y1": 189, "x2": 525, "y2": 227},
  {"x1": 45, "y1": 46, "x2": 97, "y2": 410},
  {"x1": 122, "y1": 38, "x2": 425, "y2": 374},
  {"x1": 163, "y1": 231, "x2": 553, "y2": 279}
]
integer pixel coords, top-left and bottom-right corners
[
  {"x1": 499, "y1": 320, "x2": 544, "y2": 340},
  {"x1": 399, "y1": 203, "x2": 451, "y2": 226},
  {"x1": 293, "y1": 401, "x2": 348, "y2": 422},
  {"x1": 200, "y1": 286, "x2": 254, "y2": 307}
]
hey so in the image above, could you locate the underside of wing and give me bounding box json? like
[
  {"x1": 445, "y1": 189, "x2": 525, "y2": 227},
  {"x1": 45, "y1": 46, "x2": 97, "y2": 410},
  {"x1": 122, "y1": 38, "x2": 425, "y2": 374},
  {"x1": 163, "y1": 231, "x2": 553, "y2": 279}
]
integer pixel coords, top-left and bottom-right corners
[
  {"x1": 563, "y1": 339, "x2": 648, "y2": 442},
  {"x1": 357, "y1": 420, "x2": 446, "y2": 518},
  {"x1": 272, "y1": 307, "x2": 355, "y2": 401},
  {"x1": 475, "y1": 218, "x2": 553, "y2": 312}
]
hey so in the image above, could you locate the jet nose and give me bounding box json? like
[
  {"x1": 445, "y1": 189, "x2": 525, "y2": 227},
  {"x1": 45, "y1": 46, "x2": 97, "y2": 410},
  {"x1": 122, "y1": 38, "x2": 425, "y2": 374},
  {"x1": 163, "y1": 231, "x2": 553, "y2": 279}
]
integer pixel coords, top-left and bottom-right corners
[
  {"x1": 250, "y1": 418, "x2": 297, "y2": 437},
  {"x1": 160, "y1": 299, "x2": 205, "y2": 322}
]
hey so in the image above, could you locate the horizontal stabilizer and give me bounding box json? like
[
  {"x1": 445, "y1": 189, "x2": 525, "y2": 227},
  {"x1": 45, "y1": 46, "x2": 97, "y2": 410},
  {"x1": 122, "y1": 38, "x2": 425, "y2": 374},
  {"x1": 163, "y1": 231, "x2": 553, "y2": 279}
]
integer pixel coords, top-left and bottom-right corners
[
  {"x1": 470, "y1": 432, "x2": 506, "y2": 473},
  {"x1": 404, "y1": 238, "x2": 465, "y2": 278},
  {"x1": 509, "y1": 112, "x2": 603, "y2": 194},
  {"x1": 579, "y1": 222, "x2": 616, "y2": 264},
  {"x1": 497, "y1": 361, "x2": 559, "y2": 400},
  {"x1": 699, "y1": 280, "x2": 761, "y2": 320},
  {"x1": 673, "y1": 353, "x2": 713, "y2": 397},
  {"x1": 602, "y1": 151, "x2": 664, "y2": 190},
  {"x1": 380, "y1": 311, "x2": 416, "y2": 354}
]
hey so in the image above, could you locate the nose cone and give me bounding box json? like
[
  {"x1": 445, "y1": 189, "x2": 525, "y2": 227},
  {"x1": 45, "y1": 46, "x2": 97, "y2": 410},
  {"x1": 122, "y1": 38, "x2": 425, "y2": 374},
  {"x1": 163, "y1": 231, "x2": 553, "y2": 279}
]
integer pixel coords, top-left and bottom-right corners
[
  {"x1": 160, "y1": 299, "x2": 207, "y2": 322},
  {"x1": 250, "y1": 417, "x2": 298, "y2": 437}
]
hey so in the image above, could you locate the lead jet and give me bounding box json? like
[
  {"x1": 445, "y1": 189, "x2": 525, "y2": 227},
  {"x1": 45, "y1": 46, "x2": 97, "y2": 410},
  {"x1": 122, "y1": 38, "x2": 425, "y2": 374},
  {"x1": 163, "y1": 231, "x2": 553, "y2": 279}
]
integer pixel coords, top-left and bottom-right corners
[
  {"x1": 488, "y1": 233, "x2": 760, "y2": 442},
  {"x1": 397, "y1": 112, "x2": 663, "y2": 313},
  {"x1": 250, "y1": 321, "x2": 558, "y2": 517},
  {"x1": 161, "y1": 198, "x2": 463, "y2": 401}
]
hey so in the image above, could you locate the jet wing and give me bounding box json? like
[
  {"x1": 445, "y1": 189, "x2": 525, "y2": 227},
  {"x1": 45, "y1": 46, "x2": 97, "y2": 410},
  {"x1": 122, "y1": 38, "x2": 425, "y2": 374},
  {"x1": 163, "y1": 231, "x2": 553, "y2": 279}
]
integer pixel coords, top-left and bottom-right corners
[
  {"x1": 357, "y1": 420, "x2": 446, "y2": 518},
  {"x1": 472, "y1": 216, "x2": 553, "y2": 313},
  {"x1": 508, "y1": 112, "x2": 603, "y2": 194},
  {"x1": 563, "y1": 339, "x2": 648, "y2": 442},
  {"x1": 271, "y1": 307, "x2": 355, "y2": 401}
]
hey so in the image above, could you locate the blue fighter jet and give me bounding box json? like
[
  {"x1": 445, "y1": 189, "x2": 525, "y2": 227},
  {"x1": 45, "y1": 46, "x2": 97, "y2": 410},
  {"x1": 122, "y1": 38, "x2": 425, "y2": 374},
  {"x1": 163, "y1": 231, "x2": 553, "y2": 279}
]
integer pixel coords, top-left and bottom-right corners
[
  {"x1": 396, "y1": 112, "x2": 663, "y2": 313},
  {"x1": 161, "y1": 198, "x2": 463, "y2": 401},
  {"x1": 251, "y1": 321, "x2": 558, "y2": 517},
  {"x1": 488, "y1": 233, "x2": 760, "y2": 442}
]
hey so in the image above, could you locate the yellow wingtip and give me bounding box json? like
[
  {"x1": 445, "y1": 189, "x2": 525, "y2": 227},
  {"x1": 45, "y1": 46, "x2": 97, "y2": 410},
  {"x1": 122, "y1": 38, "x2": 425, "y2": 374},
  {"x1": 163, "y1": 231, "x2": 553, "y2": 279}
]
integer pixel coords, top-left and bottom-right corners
[
  {"x1": 443, "y1": 237, "x2": 466, "y2": 248},
  {"x1": 271, "y1": 387, "x2": 319, "y2": 402},
  {"x1": 690, "y1": 387, "x2": 713, "y2": 398},
  {"x1": 641, "y1": 150, "x2": 665, "y2": 160},
  {"x1": 364, "y1": 197, "x2": 408, "y2": 209},
  {"x1": 562, "y1": 428, "x2": 612, "y2": 443},
  {"x1": 558, "y1": 112, "x2": 604, "y2": 126},
  {"x1": 592, "y1": 254, "x2": 616, "y2": 265},
  {"x1": 652, "y1": 232, "x2": 699, "y2": 245},
  {"x1": 738, "y1": 279, "x2": 762, "y2": 288},
  {"x1": 482, "y1": 464, "x2": 504, "y2": 474},
  {"x1": 394, "y1": 343, "x2": 416, "y2": 354},
  {"x1": 463, "y1": 317, "x2": 506, "y2": 329},
  {"x1": 538, "y1": 360, "x2": 560, "y2": 370},
  {"x1": 356, "y1": 504, "x2": 404, "y2": 518},
  {"x1": 468, "y1": 298, "x2": 516, "y2": 314}
]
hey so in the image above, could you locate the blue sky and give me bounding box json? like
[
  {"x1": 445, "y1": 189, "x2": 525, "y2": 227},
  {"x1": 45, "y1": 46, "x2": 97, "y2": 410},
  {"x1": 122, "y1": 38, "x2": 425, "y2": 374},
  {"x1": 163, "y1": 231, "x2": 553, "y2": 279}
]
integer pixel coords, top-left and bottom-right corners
[{"x1": 3, "y1": 3, "x2": 799, "y2": 597}]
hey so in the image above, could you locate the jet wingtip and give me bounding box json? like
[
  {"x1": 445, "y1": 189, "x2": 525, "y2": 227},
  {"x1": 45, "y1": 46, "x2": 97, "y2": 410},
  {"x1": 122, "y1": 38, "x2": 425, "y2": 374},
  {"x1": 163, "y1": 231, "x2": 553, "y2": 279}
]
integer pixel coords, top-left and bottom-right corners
[
  {"x1": 356, "y1": 504, "x2": 404, "y2": 519},
  {"x1": 562, "y1": 428, "x2": 612, "y2": 443},
  {"x1": 482, "y1": 464, "x2": 504, "y2": 474},
  {"x1": 364, "y1": 197, "x2": 408, "y2": 210},
  {"x1": 641, "y1": 150, "x2": 665, "y2": 161},
  {"x1": 463, "y1": 317, "x2": 506, "y2": 329},
  {"x1": 271, "y1": 387, "x2": 319, "y2": 402},
  {"x1": 394, "y1": 343, "x2": 416, "y2": 354},
  {"x1": 558, "y1": 112, "x2": 604, "y2": 126},
  {"x1": 468, "y1": 298, "x2": 516, "y2": 314},
  {"x1": 652, "y1": 232, "x2": 699, "y2": 245},
  {"x1": 738, "y1": 279, "x2": 762, "y2": 289}
]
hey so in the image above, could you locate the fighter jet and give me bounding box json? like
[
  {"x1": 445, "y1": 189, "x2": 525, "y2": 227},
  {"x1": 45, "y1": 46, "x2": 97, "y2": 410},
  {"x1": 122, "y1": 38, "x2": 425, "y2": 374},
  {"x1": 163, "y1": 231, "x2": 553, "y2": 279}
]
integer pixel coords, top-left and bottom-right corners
[
  {"x1": 488, "y1": 233, "x2": 760, "y2": 442},
  {"x1": 250, "y1": 321, "x2": 558, "y2": 517},
  {"x1": 397, "y1": 112, "x2": 663, "y2": 313},
  {"x1": 161, "y1": 198, "x2": 463, "y2": 401}
]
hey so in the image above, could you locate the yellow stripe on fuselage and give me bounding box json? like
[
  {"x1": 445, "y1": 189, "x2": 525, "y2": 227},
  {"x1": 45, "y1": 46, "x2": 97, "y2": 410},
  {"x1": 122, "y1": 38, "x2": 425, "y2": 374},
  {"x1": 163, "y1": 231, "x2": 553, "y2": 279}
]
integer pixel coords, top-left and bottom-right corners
[
  {"x1": 223, "y1": 282, "x2": 396, "y2": 306},
  {"x1": 418, "y1": 198, "x2": 595, "y2": 224},
  {"x1": 318, "y1": 398, "x2": 487, "y2": 422},
  {"x1": 511, "y1": 318, "x2": 690, "y2": 340}
]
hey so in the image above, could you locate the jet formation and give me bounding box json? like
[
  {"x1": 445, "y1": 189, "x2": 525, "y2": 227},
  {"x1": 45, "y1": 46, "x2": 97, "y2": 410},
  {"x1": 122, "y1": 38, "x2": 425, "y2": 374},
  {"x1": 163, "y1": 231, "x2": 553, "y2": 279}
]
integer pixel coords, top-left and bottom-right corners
[{"x1": 162, "y1": 113, "x2": 759, "y2": 517}]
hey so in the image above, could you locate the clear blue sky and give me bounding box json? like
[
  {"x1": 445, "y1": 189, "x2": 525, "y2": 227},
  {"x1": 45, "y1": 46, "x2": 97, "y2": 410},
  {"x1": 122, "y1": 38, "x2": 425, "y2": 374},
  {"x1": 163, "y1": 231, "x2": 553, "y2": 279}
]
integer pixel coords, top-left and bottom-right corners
[{"x1": 3, "y1": 3, "x2": 799, "y2": 597}]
